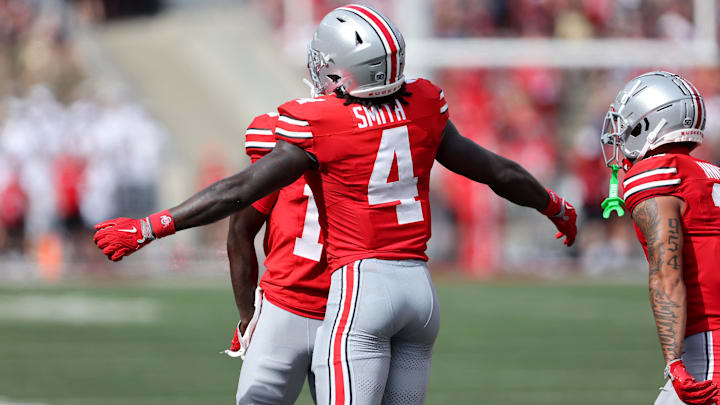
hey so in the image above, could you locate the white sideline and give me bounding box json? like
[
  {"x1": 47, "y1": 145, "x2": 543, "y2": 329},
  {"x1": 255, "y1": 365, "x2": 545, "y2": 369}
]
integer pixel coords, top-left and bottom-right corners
[
  {"x1": 0, "y1": 397, "x2": 46, "y2": 405},
  {"x1": 0, "y1": 295, "x2": 159, "y2": 324}
]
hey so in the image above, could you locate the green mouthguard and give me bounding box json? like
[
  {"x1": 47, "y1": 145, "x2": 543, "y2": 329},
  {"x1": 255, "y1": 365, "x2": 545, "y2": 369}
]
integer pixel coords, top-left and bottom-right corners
[{"x1": 601, "y1": 164, "x2": 625, "y2": 219}]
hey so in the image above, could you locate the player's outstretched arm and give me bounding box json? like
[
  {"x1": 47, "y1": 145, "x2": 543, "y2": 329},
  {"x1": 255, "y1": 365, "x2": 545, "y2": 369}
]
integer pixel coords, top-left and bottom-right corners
[
  {"x1": 436, "y1": 120, "x2": 548, "y2": 209},
  {"x1": 93, "y1": 141, "x2": 313, "y2": 261},
  {"x1": 227, "y1": 207, "x2": 267, "y2": 332},
  {"x1": 170, "y1": 141, "x2": 312, "y2": 231},
  {"x1": 633, "y1": 196, "x2": 717, "y2": 403},
  {"x1": 435, "y1": 120, "x2": 577, "y2": 246}
]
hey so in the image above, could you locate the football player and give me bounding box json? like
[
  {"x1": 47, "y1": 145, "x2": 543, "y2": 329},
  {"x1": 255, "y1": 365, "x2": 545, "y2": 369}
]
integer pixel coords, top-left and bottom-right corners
[
  {"x1": 224, "y1": 113, "x2": 329, "y2": 404},
  {"x1": 601, "y1": 71, "x2": 720, "y2": 405},
  {"x1": 93, "y1": 4, "x2": 577, "y2": 404}
]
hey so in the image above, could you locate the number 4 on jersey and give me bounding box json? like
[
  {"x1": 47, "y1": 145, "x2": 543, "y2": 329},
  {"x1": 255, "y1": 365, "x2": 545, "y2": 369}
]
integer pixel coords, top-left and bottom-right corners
[{"x1": 368, "y1": 125, "x2": 424, "y2": 225}]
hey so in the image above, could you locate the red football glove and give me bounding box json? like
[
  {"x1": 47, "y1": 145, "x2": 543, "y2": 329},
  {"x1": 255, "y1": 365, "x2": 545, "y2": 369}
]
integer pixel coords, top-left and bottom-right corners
[
  {"x1": 93, "y1": 210, "x2": 175, "y2": 261},
  {"x1": 540, "y1": 188, "x2": 577, "y2": 247},
  {"x1": 223, "y1": 321, "x2": 243, "y2": 358},
  {"x1": 666, "y1": 359, "x2": 719, "y2": 404}
]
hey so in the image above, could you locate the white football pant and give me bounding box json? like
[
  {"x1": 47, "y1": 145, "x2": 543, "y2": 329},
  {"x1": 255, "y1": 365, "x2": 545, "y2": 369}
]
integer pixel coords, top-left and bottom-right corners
[
  {"x1": 236, "y1": 296, "x2": 322, "y2": 405},
  {"x1": 655, "y1": 330, "x2": 720, "y2": 405},
  {"x1": 312, "y1": 259, "x2": 440, "y2": 405}
]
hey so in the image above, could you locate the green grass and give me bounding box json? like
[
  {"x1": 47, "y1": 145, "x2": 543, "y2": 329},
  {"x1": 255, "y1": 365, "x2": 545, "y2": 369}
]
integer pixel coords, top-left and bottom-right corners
[{"x1": 0, "y1": 281, "x2": 661, "y2": 404}]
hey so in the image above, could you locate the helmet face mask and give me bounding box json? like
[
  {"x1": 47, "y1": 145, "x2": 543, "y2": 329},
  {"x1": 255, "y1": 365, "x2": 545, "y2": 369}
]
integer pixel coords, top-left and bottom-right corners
[
  {"x1": 307, "y1": 46, "x2": 331, "y2": 97},
  {"x1": 601, "y1": 109, "x2": 631, "y2": 167}
]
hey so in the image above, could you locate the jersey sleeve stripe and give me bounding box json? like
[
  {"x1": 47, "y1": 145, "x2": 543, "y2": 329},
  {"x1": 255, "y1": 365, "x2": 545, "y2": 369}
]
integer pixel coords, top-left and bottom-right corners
[
  {"x1": 246, "y1": 128, "x2": 273, "y2": 136},
  {"x1": 439, "y1": 90, "x2": 445, "y2": 100},
  {"x1": 278, "y1": 115, "x2": 310, "y2": 127},
  {"x1": 624, "y1": 179, "x2": 681, "y2": 199},
  {"x1": 245, "y1": 141, "x2": 276, "y2": 149},
  {"x1": 623, "y1": 167, "x2": 677, "y2": 187},
  {"x1": 276, "y1": 127, "x2": 313, "y2": 139},
  {"x1": 440, "y1": 103, "x2": 448, "y2": 114}
]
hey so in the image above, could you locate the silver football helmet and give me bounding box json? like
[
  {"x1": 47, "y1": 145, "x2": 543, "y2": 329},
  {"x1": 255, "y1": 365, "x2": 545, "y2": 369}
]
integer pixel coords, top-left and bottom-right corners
[
  {"x1": 601, "y1": 71, "x2": 705, "y2": 167},
  {"x1": 306, "y1": 4, "x2": 405, "y2": 98}
]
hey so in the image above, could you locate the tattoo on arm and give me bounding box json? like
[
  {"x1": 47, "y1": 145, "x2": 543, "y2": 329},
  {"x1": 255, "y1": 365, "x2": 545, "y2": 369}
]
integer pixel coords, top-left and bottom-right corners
[
  {"x1": 633, "y1": 198, "x2": 685, "y2": 363},
  {"x1": 634, "y1": 199, "x2": 663, "y2": 275},
  {"x1": 667, "y1": 218, "x2": 680, "y2": 270}
]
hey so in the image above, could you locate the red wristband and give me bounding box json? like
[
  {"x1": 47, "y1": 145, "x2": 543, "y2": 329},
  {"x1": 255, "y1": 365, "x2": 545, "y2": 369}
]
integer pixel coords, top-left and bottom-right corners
[
  {"x1": 540, "y1": 188, "x2": 562, "y2": 217},
  {"x1": 148, "y1": 209, "x2": 176, "y2": 238}
]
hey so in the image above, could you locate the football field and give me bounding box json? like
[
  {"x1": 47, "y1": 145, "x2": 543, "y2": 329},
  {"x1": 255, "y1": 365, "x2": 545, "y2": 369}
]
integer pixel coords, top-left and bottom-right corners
[{"x1": 0, "y1": 279, "x2": 661, "y2": 404}]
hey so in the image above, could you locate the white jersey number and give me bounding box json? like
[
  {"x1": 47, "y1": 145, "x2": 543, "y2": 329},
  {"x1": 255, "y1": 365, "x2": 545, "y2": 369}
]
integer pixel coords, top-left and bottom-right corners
[
  {"x1": 293, "y1": 184, "x2": 323, "y2": 261},
  {"x1": 368, "y1": 125, "x2": 424, "y2": 224},
  {"x1": 712, "y1": 183, "x2": 720, "y2": 208}
]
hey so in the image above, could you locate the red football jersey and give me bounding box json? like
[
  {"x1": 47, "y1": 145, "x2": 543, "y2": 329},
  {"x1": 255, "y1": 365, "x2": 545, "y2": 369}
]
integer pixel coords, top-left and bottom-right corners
[
  {"x1": 274, "y1": 78, "x2": 449, "y2": 270},
  {"x1": 624, "y1": 151, "x2": 720, "y2": 336},
  {"x1": 244, "y1": 113, "x2": 329, "y2": 319}
]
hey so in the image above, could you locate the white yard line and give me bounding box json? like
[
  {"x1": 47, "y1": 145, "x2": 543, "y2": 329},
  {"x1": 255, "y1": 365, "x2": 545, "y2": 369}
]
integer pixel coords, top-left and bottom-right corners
[
  {"x1": 0, "y1": 397, "x2": 46, "y2": 405},
  {"x1": 0, "y1": 294, "x2": 159, "y2": 324}
]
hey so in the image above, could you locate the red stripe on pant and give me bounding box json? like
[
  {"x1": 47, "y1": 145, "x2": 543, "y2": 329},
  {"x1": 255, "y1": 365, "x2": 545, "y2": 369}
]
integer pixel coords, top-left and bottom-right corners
[
  {"x1": 712, "y1": 330, "x2": 720, "y2": 384},
  {"x1": 332, "y1": 262, "x2": 356, "y2": 405}
]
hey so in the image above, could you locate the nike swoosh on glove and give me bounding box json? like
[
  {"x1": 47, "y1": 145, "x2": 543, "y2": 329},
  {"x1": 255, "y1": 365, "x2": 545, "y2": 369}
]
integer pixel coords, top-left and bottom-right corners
[
  {"x1": 540, "y1": 188, "x2": 578, "y2": 247},
  {"x1": 666, "y1": 359, "x2": 720, "y2": 404},
  {"x1": 93, "y1": 217, "x2": 154, "y2": 261},
  {"x1": 93, "y1": 210, "x2": 175, "y2": 261}
]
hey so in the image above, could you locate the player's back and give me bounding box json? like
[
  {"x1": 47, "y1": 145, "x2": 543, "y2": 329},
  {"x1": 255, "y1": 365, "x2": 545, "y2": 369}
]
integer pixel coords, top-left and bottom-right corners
[
  {"x1": 244, "y1": 113, "x2": 329, "y2": 319},
  {"x1": 624, "y1": 151, "x2": 720, "y2": 335},
  {"x1": 275, "y1": 78, "x2": 449, "y2": 270}
]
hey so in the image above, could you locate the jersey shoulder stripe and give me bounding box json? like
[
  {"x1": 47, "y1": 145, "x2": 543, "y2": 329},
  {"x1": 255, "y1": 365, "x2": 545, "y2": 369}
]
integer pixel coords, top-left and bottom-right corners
[
  {"x1": 245, "y1": 113, "x2": 279, "y2": 160},
  {"x1": 274, "y1": 97, "x2": 334, "y2": 150},
  {"x1": 278, "y1": 115, "x2": 310, "y2": 127},
  {"x1": 623, "y1": 167, "x2": 677, "y2": 187},
  {"x1": 623, "y1": 153, "x2": 683, "y2": 213},
  {"x1": 276, "y1": 127, "x2": 313, "y2": 139},
  {"x1": 245, "y1": 141, "x2": 275, "y2": 149},
  {"x1": 246, "y1": 128, "x2": 273, "y2": 136},
  {"x1": 625, "y1": 178, "x2": 682, "y2": 199}
]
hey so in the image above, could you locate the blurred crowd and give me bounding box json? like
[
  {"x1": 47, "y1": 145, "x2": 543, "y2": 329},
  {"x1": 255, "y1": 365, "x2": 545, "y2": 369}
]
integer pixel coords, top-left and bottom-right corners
[
  {"x1": 258, "y1": 0, "x2": 701, "y2": 40},
  {"x1": 434, "y1": 67, "x2": 720, "y2": 275},
  {"x1": 432, "y1": 0, "x2": 696, "y2": 39},
  {"x1": 1, "y1": 0, "x2": 719, "y2": 279},
  {"x1": 0, "y1": 0, "x2": 165, "y2": 276}
]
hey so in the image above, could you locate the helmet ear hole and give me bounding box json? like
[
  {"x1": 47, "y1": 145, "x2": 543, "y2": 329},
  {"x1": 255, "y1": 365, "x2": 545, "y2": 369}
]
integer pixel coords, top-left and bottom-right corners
[
  {"x1": 630, "y1": 123, "x2": 643, "y2": 137},
  {"x1": 327, "y1": 74, "x2": 341, "y2": 83}
]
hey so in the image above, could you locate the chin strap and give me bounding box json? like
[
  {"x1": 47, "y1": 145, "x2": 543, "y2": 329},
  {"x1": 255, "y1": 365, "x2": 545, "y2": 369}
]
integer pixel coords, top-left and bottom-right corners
[{"x1": 601, "y1": 164, "x2": 625, "y2": 219}]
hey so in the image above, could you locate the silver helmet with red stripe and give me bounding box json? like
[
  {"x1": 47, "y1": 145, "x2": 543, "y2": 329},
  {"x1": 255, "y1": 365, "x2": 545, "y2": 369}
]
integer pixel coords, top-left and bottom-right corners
[
  {"x1": 307, "y1": 4, "x2": 405, "y2": 98},
  {"x1": 601, "y1": 71, "x2": 705, "y2": 166}
]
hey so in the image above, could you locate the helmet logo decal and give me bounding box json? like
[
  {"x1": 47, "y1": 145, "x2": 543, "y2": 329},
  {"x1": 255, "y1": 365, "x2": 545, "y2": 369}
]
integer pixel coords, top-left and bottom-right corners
[
  {"x1": 683, "y1": 117, "x2": 693, "y2": 128},
  {"x1": 374, "y1": 72, "x2": 385, "y2": 81}
]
